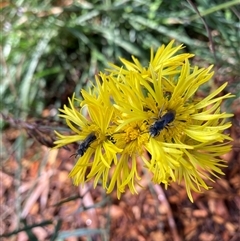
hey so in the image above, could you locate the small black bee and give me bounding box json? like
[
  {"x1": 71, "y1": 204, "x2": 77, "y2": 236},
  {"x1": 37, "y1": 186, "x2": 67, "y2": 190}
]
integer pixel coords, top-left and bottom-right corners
[
  {"x1": 71, "y1": 132, "x2": 97, "y2": 158},
  {"x1": 149, "y1": 110, "x2": 176, "y2": 137}
]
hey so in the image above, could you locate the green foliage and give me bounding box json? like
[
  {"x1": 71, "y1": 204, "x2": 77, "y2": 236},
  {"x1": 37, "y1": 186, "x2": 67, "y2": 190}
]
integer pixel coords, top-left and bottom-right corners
[{"x1": 1, "y1": 0, "x2": 239, "y2": 118}]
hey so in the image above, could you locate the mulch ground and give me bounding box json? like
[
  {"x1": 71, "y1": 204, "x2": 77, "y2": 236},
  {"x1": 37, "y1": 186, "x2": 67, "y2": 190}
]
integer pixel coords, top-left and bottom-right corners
[{"x1": 1, "y1": 110, "x2": 239, "y2": 241}]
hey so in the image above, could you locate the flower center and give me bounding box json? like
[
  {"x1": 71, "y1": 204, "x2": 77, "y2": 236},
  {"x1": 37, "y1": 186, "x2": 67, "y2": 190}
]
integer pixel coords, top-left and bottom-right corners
[{"x1": 123, "y1": 122, "x2": 147, "y2": 143}]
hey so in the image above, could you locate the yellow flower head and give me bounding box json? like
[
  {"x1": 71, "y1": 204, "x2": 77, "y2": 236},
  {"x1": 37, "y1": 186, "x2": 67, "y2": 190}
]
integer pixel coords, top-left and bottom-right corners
[
  {"x1": 54, "y1": 87, "x2": 122, "y2": 190},
  {"x1": 55, "y1": 41, "x2": 233, "y2": 202}
]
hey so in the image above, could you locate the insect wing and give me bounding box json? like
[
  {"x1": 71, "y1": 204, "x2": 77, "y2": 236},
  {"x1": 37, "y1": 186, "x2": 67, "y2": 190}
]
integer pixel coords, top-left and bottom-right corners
[
  {"x1": 84, "y1": 133, "x2": 97, "y2": 147},
  {"x1": 161, "y1": 111, "x2": 175, "y2": 125}
]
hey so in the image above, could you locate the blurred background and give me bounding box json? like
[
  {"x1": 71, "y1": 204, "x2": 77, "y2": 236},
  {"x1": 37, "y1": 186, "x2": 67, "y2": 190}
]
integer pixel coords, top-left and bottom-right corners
[{"x1": 1, "y1": 0, "x2": 239, "y2": 241}]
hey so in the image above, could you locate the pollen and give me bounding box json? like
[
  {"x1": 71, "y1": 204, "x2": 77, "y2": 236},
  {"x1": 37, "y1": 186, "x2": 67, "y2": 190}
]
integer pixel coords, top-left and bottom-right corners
[{"x1": 124, "y1": 123, "x2": 142, "y2": 142}]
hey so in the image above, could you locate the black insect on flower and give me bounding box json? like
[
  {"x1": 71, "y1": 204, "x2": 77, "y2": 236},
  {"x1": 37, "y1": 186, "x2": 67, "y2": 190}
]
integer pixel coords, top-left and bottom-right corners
[
  {"x1": 71, "y1": 132, "x2": 97, "y2": 158},
  {"x1": 149, "y1": 110, "x2": 176, "y2": 137}
]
